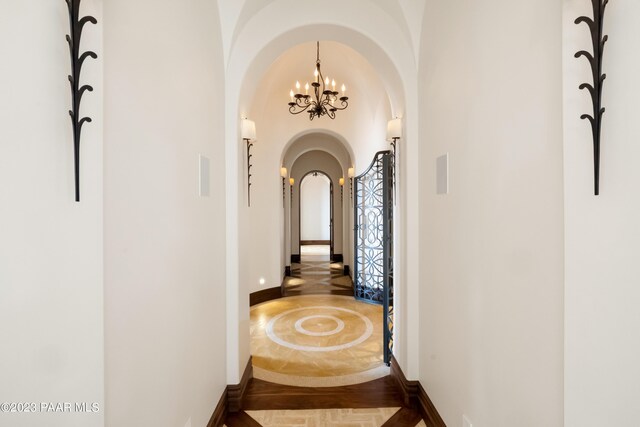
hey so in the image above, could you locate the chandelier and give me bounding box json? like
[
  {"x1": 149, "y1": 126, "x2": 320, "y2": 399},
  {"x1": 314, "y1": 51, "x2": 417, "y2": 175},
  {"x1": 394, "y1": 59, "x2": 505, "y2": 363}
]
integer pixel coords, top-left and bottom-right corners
[{"x1": 288, "y1": 42, "x2": 349, "y2": 120}]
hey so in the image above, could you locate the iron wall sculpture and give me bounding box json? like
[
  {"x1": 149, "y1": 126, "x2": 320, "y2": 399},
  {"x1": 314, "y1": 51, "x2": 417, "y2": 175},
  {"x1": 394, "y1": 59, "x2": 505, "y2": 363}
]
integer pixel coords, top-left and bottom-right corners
[
  {"x1": 575, "y1": 0, "x2": 609, "y2": 195},
  {"x1": 66, "y1": 0, "x2": 97, "y2": 202},
  {"x1": 246, "y1": 139, "x2": 253, "y2": 206}
]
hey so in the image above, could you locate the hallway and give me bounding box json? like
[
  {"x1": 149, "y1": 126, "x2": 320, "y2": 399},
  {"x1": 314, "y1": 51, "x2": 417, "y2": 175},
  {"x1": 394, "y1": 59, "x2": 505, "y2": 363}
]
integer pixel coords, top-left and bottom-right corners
[{"x1": 283, "y1": 246, "x2": 353, "y2": 297}]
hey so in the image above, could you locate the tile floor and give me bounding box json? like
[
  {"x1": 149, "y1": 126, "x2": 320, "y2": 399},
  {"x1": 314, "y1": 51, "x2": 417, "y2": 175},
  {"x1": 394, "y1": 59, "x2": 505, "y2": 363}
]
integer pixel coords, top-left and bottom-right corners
[{"x1": 250, "y1": 295, "x2": 389, "y2": 387}]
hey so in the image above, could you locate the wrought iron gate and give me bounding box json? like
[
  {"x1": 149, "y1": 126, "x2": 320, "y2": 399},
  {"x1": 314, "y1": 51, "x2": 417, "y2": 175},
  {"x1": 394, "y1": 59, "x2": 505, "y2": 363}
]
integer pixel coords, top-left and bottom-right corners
[{"x1": 353, "y1": 151, "x2": 394, "y2": 365}]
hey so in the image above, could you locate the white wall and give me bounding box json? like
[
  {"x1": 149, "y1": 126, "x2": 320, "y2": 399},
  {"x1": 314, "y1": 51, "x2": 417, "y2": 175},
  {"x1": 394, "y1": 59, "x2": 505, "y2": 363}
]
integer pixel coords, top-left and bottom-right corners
[
  {"x1": 418, "y1": 1, "x2": 565, "y2": 426},
  {"x1": 0, "y1": 2, "x2": 104, "y2": 427},
  {"x1": 300, "y1": 175, "x2": 331, "y2": 241},
  {"x1": 103, "y1": 1, "x2": 227, "y2": 426},
  {"x1": 563, "y1": 1, "x2": 640, "y2": 426}
]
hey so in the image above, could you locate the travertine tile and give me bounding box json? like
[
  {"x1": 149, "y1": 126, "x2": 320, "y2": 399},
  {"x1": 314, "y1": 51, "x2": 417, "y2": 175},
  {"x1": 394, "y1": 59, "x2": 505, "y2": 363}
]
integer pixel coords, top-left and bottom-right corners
[{"x1": 250, "y1": 295, "x2": 387, "y2": 384}]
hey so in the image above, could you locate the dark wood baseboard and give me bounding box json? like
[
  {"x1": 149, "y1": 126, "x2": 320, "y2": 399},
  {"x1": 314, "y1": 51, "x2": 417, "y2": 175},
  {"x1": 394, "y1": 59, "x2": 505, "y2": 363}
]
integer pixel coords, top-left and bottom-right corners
[
  {"x1": 206, "y1": 386, "x2": 227, "y2": 427},
  {"x1": 343, "y1": 265, "x2": 350, "y2": 276},
  {"x1": 390, "y1": 356, "x2": 419, "y2": 407},
  {"x1": 250, "y1": 287, "x2": 282, "y2": 306},
  {"x1": 207, "y1": 358, "x2": 254, "y2": 427},
  {"x1": 300, "y1": 240, "x2": 331, "y2": 245},
  {"x1": 228, "y1": 357, "x2": 253, "y2": 412},
  {"x1": 390, "y1": 356, "x2": 446, "y2": 427},
  {"x1": 332, "y1": 253, "x2": 343, "y2": 262},
  {"x1": 284, "y1": 266, "x2": 291, "y2": 277},
  {"x1": 417, "y1": 382, "x2": 446, "y2": 427},
  {"x1": 291, "y1": 254, "x2": 301, "y2": 263}
]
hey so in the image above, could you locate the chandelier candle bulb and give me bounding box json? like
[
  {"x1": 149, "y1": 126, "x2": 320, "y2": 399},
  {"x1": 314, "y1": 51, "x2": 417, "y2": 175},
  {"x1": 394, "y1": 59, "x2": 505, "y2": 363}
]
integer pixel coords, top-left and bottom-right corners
[
  {"x1": 305, "y1": 82, "x2": 309, "y2": 95},
  {"x1": 296, "y1": 81, "x2": 300, "y2": 90},
  {"x1": 332, "y1": 79, "x2": 336, "y2": 90}
]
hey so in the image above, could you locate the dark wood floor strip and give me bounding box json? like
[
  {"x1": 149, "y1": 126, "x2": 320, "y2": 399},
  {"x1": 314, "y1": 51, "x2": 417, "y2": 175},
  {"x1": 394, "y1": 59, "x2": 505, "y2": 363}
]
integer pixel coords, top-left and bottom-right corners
[
  {"x1": 242, "y1": 377, "x2": 404, "y2": 411},
  {"x1": 225, "y1": 410, "x2": 262, "y2": 427},
  {"x1": 381, "y1": 407, "x2": 423, "y2": 427}
]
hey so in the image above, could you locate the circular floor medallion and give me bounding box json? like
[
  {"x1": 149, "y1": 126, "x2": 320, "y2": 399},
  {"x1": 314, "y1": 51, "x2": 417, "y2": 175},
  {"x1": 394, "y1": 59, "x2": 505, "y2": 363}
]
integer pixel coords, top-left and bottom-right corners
[
  {"x1": 294, "y1": 315, "x2": 345, "y2": 337},
  {"x1": 266, "y1": 306, "x2": 373, "y2": 352}
]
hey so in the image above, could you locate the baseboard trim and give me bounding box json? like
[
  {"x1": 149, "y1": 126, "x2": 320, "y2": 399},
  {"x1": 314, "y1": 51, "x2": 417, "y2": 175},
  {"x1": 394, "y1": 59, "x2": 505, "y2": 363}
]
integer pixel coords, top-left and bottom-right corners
[
  {"x1": 227, "y1": 357, "x2": 253, "y2": 413},
  {"x1": 250, "y1": 287, "x2": 283, "y2": 306},
  {"x1": 206, "y1": 388, "x2": 227, "y2": 427},
  {"x1": 417, "y1": 382, "x2": 446, "y2": 427},
  {"x1": 300, "y1": 240, "x2": 331, "y2": 245},
  {"x1": 390, "y1": 356, "x2": 446, "y2": 427},
  {"x1": 291, "y1": 254, "x2": 301, "y2": 263},
  {"x1": 390, "y1": 356, "x2": 419, "y2": 407},
  {"x1": 343, "y1": 265, "x2": 350, "y2": 276},
  {"x1": 332, "y1": 253, "x2": 343, "y2": 262},
  {"x1": 284, "y1": 266, "x2": 291, "y2": 277},
  {"x1": 207, "y1": 358, "x2": 253, "y2": 426}
]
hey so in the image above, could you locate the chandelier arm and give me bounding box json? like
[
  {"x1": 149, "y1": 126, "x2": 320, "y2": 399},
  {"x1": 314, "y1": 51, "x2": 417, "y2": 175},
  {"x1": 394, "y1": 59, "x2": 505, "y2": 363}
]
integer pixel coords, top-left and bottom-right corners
[
  {"x1": 294, "y1": 97, "x2": 310, "y2": 108},
  {"x1": 331, "y1": 100, "x2": 349, "y2": 111},
  {"x1": 289, "y1": 104, "x2": 312, "y2": 115}
]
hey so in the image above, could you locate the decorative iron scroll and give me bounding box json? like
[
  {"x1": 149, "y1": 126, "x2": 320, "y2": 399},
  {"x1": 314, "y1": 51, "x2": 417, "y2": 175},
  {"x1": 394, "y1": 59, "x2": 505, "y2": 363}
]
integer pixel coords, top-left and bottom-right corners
[
  {"x1": 354, "y1": 151, "x2": 394, "y2": 364},
  {"x1": 66, "y1": 0, "x2": 97, "y2": 202},
  {"x1": 575, "y1": 0, "x2": 609, "y2": 195}
]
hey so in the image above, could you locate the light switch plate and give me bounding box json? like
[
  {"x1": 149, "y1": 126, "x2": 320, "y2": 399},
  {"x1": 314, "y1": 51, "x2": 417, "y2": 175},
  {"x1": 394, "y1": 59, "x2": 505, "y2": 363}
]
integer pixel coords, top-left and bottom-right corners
[
  {"x1": 199, "y1": 155, "x2": 210, "y2": 197},
  {"x1": 436, "y1": 153, "x2": 449, "y2": 195}
]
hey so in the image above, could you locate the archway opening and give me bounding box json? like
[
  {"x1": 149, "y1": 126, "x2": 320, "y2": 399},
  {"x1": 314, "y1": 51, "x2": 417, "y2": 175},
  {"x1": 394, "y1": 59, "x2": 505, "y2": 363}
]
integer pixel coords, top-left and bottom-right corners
[
  {"x1": 300, "y1": 171, "x2": 332, "y2": 259},
  {"x1": 229, "y1": 28, "x2": 417, "y2": 385}
]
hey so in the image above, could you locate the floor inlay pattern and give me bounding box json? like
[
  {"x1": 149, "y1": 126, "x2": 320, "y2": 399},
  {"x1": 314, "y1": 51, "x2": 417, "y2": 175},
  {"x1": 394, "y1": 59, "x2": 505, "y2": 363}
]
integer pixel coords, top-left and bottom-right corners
[
  {"x1": 251, "y1": 295, "x2": 387, "y2": 386},
  {"x1": 284, "y1": 260, "x2": 353, "y2": 296},
  {"x1": 245, "y1": 407, "x2": 400, "y2": 427}
]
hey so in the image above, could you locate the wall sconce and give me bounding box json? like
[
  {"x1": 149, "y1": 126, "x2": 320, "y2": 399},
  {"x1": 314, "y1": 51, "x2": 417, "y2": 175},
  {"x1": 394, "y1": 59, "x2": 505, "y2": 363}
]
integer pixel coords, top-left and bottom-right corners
[
  {"x1": 289, "y1": 177, "x2": 295, "y2": 200},
  {"x1": 347, "y1": 167, "x2": 354, "y2": 201},
  {"x1": 339, "y1": 177, "x2": 345, "y2": 205},
  {"x1": 387, "y1": 118, "x2": 402, "y2": 204},
  {"x1": 280, "y1": 167, "x2": 288, "y2": 207},
  {"x1": 241, "y1": 118, "x2": 256, "y2": 207}
]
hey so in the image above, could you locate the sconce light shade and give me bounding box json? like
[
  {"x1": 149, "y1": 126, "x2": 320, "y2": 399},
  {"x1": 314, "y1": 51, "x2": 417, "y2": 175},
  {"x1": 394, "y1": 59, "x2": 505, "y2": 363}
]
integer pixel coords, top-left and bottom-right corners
[
  {"x1": 347, "y1": 167, "x2": 355, "y2": 178},
  {"x1": 280, "y1": 167, "x2": 288, "y2": 178},
  {"x1": 386, "y1": 118, "x2": 402, "y2": 141},
  {"x1": 241, "y1": 118, "x2": 256, "y2": 141},
  {"x1": 339, "y1": 177, "x2": 345, "y2": 186},
  {"x1": 289, "y1": 177, "x2": 295, "y2": 186}
]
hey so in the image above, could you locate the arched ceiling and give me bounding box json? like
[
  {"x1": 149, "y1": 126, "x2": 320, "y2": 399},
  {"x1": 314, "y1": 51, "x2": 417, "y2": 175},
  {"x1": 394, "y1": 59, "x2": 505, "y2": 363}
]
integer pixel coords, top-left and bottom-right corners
[
  {"x1": 217, "y1": 0, "x2": 426, "y2": 67},
  {"x1": 282, "y1": 132, "x2": 352, "y2": 172},
  {"x1": 250, "y1": 41, "x2": 390, "y2": 124}
]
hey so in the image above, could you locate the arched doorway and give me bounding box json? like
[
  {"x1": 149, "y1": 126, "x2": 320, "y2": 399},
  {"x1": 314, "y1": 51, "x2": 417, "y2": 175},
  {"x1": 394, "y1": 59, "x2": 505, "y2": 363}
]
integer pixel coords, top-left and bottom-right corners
[
  {"x1": 225, "y1": 25, "x2": 420, "y2": 383},
  {"x1": 299, "y1": 171, "x2": 333, "y2": 259}
]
